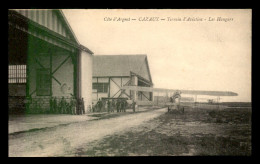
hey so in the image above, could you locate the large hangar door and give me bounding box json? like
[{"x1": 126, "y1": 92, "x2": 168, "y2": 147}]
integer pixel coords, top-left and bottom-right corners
[{"x1": 8, "y1": 23, "x2": 28, "y2": 114}]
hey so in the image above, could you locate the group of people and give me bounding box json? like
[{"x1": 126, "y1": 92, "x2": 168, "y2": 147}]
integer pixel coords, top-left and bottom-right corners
[{"x1": 93, "y1": 99, "x2": 130, "y2": 113}]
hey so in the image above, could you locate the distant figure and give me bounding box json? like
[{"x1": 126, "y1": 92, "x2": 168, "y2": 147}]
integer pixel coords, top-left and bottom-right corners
[
  {"x1": 123, "y1": 99, "x2": 127, "y2": 112},
  {"x1": 81, "y1": 98, "x2": 85, "y2": 114},
  {"x1": 107, "y1": 100, "x2": 111, "y2": 113},
  {"x1": 118, "y1": 100, "x2": 122, "y2": 112},
  {"x1": 116, "y1": 99, "x2": 120, "y2": 113},
  {"x1": 120, "y1": 100, "x2": 124, "y2": 112},
  {"x1": 98, "y1": 99, "x2": 103, "y2": 112},
  {"x1": 111, "y1": 99, "x2": 115, "y2": 112},
  {"x1": 92, "y1": 102, "x2": 95, "y2": 112},
  {"x1": 119, "y1": 100, "x2": 123, "y2": 112},
  {"x1": 103, "y1": 100, "x2": 107, "y2": 112},
  {"x1": 132, "y1": 100, "x2": 136, "y2": 112},
  {"x1": 121, "y1": 99, "x2": 126, "y2": 112}
]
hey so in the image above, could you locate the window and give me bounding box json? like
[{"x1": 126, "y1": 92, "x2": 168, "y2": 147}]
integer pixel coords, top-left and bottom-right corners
[
  {"x1": 93, "y1": 83, "x2": 109, "y2": 93},
  {"x1": 8, "y1": 65, "x2": 27, "y2": 83},
  {"x1": 36, "y1": 69, "x2": 51, "y2": 96}
]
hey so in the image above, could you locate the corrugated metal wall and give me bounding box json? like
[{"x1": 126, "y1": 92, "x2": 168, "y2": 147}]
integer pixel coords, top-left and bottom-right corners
[
  {"x1": 14, "y1": 9, "x2": 70, "y2": 39},
  {"x1": 9, "y1": 10, "x2": 76, "y2": 53}
]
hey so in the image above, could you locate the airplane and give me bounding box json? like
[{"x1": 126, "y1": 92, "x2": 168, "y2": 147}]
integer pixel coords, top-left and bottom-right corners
[
  {"x1": 120, "y1": 85, "x2": 238, "y2": 111},
  {"x1": 197, "y1": 98, "x2": 222, "y2": 104}
]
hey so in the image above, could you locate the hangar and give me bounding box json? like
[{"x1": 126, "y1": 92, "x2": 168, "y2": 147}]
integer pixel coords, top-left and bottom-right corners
[
  {"x1": 8, "y1": 9, "x2": 93, "y2": 114},
  {"x1": 92, "y1": 55, "x2": 153, "y2": 104}
]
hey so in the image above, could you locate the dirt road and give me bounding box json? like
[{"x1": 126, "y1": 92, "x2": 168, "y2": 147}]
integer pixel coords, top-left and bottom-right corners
[
  {"x1": 74, "y1": 107, "x2": 251, "y2": 156},
  {"x1": 9, "y1": 108, "x2": 167, "y2": 157}
]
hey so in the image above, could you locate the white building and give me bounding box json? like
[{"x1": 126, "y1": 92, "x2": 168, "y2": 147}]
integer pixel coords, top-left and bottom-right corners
[{"x1": 92, "y1": 55, "x2": 153, "y2": 104}]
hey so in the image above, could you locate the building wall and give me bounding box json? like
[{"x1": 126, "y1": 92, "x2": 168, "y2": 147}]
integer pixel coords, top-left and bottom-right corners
[
  {"x1": 110, "y1": 77, "x2": 131, "y2": 98},
  {"x1": 51, "y1": 52, "x2": 74, "y2": 97},
  {"x1": 92, "y1": 77, "x2": 131, "y2": 103},
  {"x1": 120, "y1": 78, "x2": 131, "y2": 98},
  {"x1": 27, "y1": 40, "x2": 76, "y2": 111},
  {"x1": 92, "y1": 75, "x2": 154, "y2": 104},
  {"x1": 28, "y1": 52, "x2": 74, "y2": 97},
  {"x1": 133, "y1": 75, "x2": 152, "y2": 102},
  {"x1": 80, "y1": 50, "x2": 93, "y2": 112},
  {"x1": 131, "y1": 75, "x2": 138, "y2": 101},
  {"x1": 138, "y1": 91, "x2": 151, "y2": 101}
]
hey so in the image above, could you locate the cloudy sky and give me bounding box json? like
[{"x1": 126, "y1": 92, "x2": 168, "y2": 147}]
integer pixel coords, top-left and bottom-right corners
[{"x1": 63, "y1": 9, "x2": 251, "y2": 102}]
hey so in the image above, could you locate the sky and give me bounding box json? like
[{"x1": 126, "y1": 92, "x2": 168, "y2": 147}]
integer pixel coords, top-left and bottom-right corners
[{"x1": 63, "y1": 9, "x2": 251, "y2": 102}]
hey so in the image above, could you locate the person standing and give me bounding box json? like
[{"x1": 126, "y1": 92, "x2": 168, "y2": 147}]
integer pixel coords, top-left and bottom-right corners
[
  {"x1": 111, "y1": 99, "x2": 115, "y2": 112},
  {"x1": 103, "y1": 100, "x2": 107, "y2": 112},
  {"x1": 107, "y1": 100, "x2": 111, "y2": 113},
  {"x1": 132, "y1": 100, "x2": 136, "y2": 112},
  {"x1": 92, "y1": 102, "x2": 95, "y2": 112},
  {"x1": 119, "y1": 100, "x2": 123, "y2": 112},
  {"x1": 81, "y1": 98, "x2": 85, "y2": 114},
  {"x1": 123, "y1": 99, "x2": 127, "y2": 112},
  {"x1": 98, "y1": 99, "x2": 103, "y2": 112},
  {"x1": 116, "y1": 99, "x2": 120, "y2": 113}
]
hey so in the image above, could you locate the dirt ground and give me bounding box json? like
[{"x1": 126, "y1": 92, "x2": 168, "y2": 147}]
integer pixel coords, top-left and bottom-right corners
[
  {"x1": 8, "y1": 107, "x2": 165, "y2": 157},
  {"x1": 72, "y1": 107, "x2": 252, "y2": 156},
  {"x1": 8, "y1": 105, "x2": 251, "y2": 157}
]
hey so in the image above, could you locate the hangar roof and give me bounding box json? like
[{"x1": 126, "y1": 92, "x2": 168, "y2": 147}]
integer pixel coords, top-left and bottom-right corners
[
  {"x1": 10, "y1": 9, "x2": 93, "y2": 54},
  {"x1": 93, "y1": 55, "x2": 153, "y2": 83}
]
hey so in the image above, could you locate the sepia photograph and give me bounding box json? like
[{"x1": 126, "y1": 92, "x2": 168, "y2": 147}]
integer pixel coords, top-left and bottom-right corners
[{"x1": 8, "y1": 9, "x2": 251, "y2": 157}]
